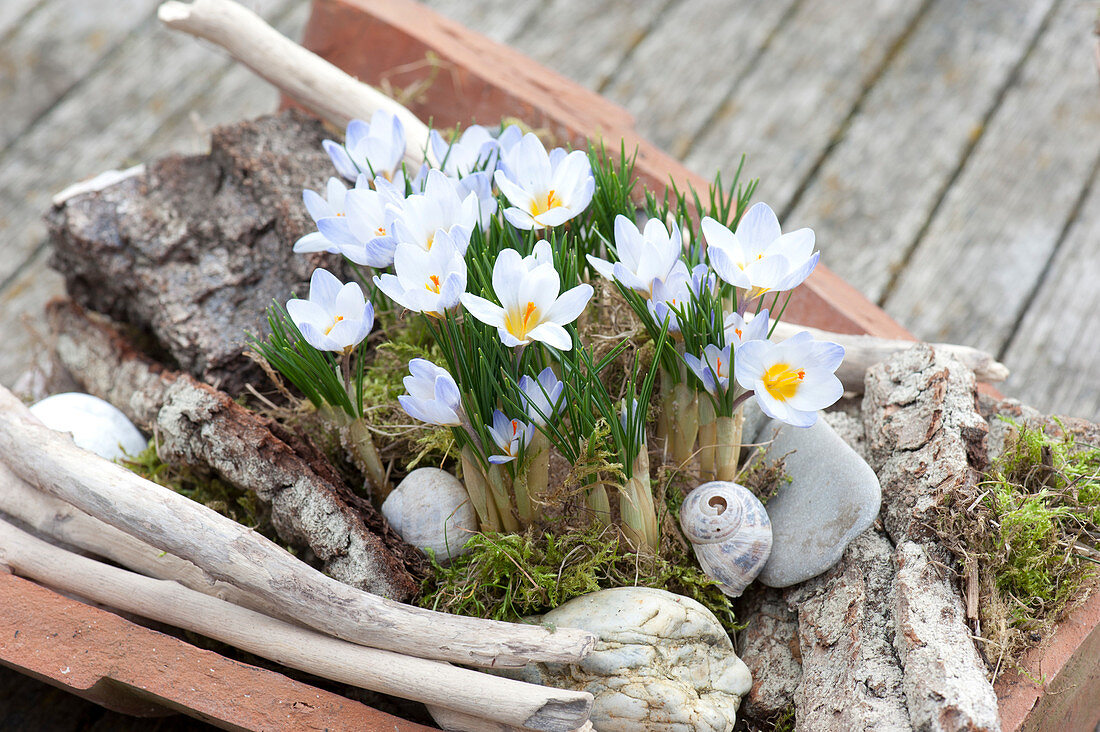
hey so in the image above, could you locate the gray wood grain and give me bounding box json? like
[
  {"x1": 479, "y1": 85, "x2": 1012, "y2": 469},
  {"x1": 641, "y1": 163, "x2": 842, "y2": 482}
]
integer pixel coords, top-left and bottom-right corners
[
  {"x1": 881, "y1": 0, "x2": 1100, "y2": 356},
  {"x1": 788, "y1": 0, "x2": 1055, "y2": 303},
  {"x1": 0, "y1": 0, "x2": 300, "y2": 300},
  {"x1": 0, "y1": 0, "x2": 159, "y2": 151},
  {"x1": 0, "y1": 249, "x2": 64, "y2": 387},
  {"x1": 1000, "y1": 164, "x2": 1100, "y2": 421},
  {"x1": 682, "y1": 0, "x2": 930, "y2": 211},
  {"x1": 601, "y1": 0, "x2": 800, "y2": 157},
  {"x1": 419, "y1": 0, "x2": 542, "y2": 44},
  {"x1": 0, "y1": 0, "x2": 44, "y2": 37}
]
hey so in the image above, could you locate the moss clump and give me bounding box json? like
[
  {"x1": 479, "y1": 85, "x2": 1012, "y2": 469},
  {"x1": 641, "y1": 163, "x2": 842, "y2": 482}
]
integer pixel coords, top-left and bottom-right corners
[{"x1": 936, "y1": 419, "x2": 1100, "y2": 675}]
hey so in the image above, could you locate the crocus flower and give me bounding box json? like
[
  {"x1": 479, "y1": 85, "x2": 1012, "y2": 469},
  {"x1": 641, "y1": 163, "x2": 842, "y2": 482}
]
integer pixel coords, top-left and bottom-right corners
[
  {"x1": 294, "y1": 176, "x2": 363, "y2": 254},
  {"x1": 518, "y1": 367, "x2": 565, "y2": 426},
  {"x1": 684, "y1": 344, "x2": 733, "y2": 398},
  {"x1": 286, "y1": 268, "x2": 374, "y2": 354},
  {"x1": 587, "y1": 215, "x2": 683, "y2": 296},
  {"x1": 390, "y1": 169, "x2": 480, "y2": 253},
  {"x1": 647, "y1": 261, "x2": 691, "y2": 333},
  {"x1": 453, "y1": 171, "x2": 498, "y2": 231},
  {"x1": 373, "y1": 229, "x2": 467, "y2": 316},
  {"x1": 315, "y1": 186, "x2": 399, "y2": 268},
  {"x1": 398, "y1": 358, "x2": 463, "y2": 426},
  {"x1": 702, "y1": 202, "x2": 819, "y2": 295},
  {"x1": 486, "y1": 410, "x2": 535, "y2": 464},
  {"x1": 723, "y1": 309, "x2": 770, "y2": 349},
  {"x1": 460, "y1": 249, "x2": 593, "y2": 350},
  {"x1": 734, "y1": 331, "x2": 844, "y2": 428},
  {"x1": 428, "y1": 125, "x2": 500, "y2": 177},
  {"x1": 324, "y1": 110, "x2": 406, "y2": 182},
  {"x1": 494, "y1": 133, "x2": 594, "y2": 230}
]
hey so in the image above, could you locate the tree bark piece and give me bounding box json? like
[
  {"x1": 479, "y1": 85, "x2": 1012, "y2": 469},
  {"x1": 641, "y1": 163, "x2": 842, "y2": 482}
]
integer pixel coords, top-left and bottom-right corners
[
  {"x1": 786, "y1": 528, "x2": 911, "y2": 731},
  {"x1": 770, "y1": 321, "x2": 1009, "y2": 390},
  {"x1": 0, "y1": 384, "x2": 595, "y2": 668},
  {"x1": 0, "y1": 518, "x2": 592, "y2": 731},
  {"x1": 862, "y1": 344, "x2": 990, "y2": 545},
  {"x1": 158, "y1": 0, "x2": 429, "y2": 166},
  {"x1": 46, "y1": 110, "x2": 339, "y2": 397},
  {"x1": 47, "y1": 298, "x2": 423, "y2": 600},
  {"x1": 893, "y1": 541, "x2": 1000, "y2": 731},
  {"x1": 736, "y1": 587, "x2": 801, "y2": 721}
]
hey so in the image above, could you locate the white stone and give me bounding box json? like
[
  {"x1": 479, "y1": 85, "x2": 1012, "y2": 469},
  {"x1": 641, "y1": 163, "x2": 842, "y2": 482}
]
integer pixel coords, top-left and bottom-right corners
[
  {"x1": 29, "y1": 392, "x2": 147, "y2": 462},
  {"x1": 756, "y1": 415, "x2": 881, "y2": 588},
  {"x1": 381, "y1": 468, "x2": 476, "y2": 562},
  {"x1": 517, "y1": 587, "x2": 751, "y2": 732}
]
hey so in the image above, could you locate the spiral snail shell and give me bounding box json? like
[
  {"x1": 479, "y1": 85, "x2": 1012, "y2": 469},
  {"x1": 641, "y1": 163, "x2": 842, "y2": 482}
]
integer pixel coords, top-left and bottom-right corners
[{"x1": 679, "y1": 481, "x2": 772, "y2": 598}]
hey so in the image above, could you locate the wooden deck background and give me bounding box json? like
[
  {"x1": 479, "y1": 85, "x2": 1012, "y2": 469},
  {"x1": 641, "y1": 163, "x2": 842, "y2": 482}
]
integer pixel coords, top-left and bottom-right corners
[{"x1": 2, "y1": 0, "x2": 1099, "y2": 422}]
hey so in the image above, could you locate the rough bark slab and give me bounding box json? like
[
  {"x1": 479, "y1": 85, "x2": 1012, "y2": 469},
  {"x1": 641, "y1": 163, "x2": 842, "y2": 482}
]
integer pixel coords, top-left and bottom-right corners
[
  {"x1": 786, "y1": 528, "x2": 911, "y2": 732},
  {"x1": 46, "y1": 298, "x2": 423, "y2": 600},
  {"x1": 737, "y1": 586, "x2": 801, "y2": 721},
  {"x1": 862, "y1": 344, "x2": 989, "y2": 545},
  {"x1": 893, "y1": 541, "x2": 1000, "y2": 731},
  {"x1": 46, "y1": 109, "x2": 340, "y2": 396}
]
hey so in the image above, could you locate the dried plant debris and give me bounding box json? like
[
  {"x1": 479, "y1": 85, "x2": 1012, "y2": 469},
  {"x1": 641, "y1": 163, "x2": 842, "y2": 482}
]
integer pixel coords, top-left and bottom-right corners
[{"x1": 935, "y1": 418, "x2": 1100, "y2": 676}]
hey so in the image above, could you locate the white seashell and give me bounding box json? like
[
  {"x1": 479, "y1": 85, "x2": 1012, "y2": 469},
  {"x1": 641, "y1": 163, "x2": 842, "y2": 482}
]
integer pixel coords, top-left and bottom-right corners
[
  {"x1": 29, "y1": 392, "x2": 147, "y2": 462},
  {"x1": 382, "y1": 468, "x2": 477, "y2": 562},
  {"x1": 679, "y1": 481, "x2": 772, "y2": 597}
]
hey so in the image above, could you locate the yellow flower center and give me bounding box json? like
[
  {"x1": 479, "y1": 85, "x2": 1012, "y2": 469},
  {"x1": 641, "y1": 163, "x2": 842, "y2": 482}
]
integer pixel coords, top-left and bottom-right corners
[
  {"x1": 529, "y1": 189, "x2": 563, "y2": 217},
  {"x1": 324, "y1": 315, "x2": 345, "y2": 335},
  {"x1": 425, "y1": 274, "x2": 442, "y2": 294},
  {"x1": 762, "y1": 362, "x2": 806, "y2": 402},
  {"x1": 376, "y1": 226, "x2": 387, "y2": 237},
  {"x1": 504, "y1": 301, "x2": 540, "y2": 341}
]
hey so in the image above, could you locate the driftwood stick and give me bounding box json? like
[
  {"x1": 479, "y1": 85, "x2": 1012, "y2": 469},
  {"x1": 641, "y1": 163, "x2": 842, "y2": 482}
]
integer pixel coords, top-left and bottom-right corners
[
  {"x1": 427, "y1": 705, "x2": 595, "y2": 732},
  {"x1": 158, "y1": 0, "x2": 428, "y2": 165},
  {"x1": 0, "y1": 518, "x2": 592, "y2": 731},
  {"x1": 772, "y1": 321, "x2": 1009, "y2": 389},
  {"x1": 0, "y1": 462, "x2": 290, "y2": 622},
  {"x1": 0, "y1": 385, "x2": 595, "y2": 668}
]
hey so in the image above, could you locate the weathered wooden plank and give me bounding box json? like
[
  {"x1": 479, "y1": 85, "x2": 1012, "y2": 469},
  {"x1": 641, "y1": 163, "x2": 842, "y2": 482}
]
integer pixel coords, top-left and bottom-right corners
[
  {"x1": 0, "y1": 0, "x2": 159, "y2": 151},
  {"x1": 788, "y1": 0, "x2": 1055, "y2": 303},
  {"x1": 504, "y1": 0, "x2": 669, "y2": 92},
  {"x1": 0, "y1": 0, "x2": 43, "y2": 38},
  {"x1": 418, "y1": 0, "x2": 540, "y2": 45},
  {"x1": 682, "y1": 0, "x2": 930, "y2": 211},
  {"x1": 0, "y1": 249, "x2": 64, "y2": 387},
  {"x1": 600, "y1": 0, "x2": 799, "y2": 157},
  {"x1": 0, "y1": 0, "x2": 299, "y2": 291},
  {"x1": 1000, "y1": 164, "x2": 1100, "y2": 421},
  {"x1": 881, "y1": 0, "x2": 1100, "y2": 355}
]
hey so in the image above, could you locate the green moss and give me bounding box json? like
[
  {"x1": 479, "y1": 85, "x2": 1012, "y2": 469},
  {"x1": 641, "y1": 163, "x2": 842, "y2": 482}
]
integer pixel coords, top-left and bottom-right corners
[{"x1": 936, "y1": 419, "x2": 1100, "y2": 673}]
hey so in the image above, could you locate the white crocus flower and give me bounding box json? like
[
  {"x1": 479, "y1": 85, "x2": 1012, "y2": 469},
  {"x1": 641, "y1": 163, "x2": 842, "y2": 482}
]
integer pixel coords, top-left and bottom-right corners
[
  {"x1": 518, "y1": 367, "x2": 565, "y2": 426},
  {"x1": 373, "y1": 230, "x2": 467, "y2": 317},
  {"x1": 723, "y1": 309, "x2": 770, "y2": 349},
  {"x1": 286, "y1": 268, "x2": 374, "y2": 354},
  {"x1": 486, "y1": 410, "x2": 535, "y2": 464},
  {"x1": 702, "y1": 202, "x2": 819, "y2": 295},
  {"x1": 315, "y1": 186, "x2": 399, "y2": 268},
  {"x1": 647, "y1": 261, "x2": 691, "y2": 333},
  {"x1": 398, "y1": 359, "x2": 463, "y2": 426},
  {"x1": 294, "y1": 176, "x2": 369, "y2": 254},
  {"x1": 735, "y1": 332, "x2": 844, "y2": 428},
  {"x1": 460, "y1": 249, "x2": 593, "y2": 350},
  {"x1": 428, "y1": 125, "x2": 500, "y2": 177},
  {"x1": 494, "y1": 133, "x2": 594, "y2": 230},
  {"x1": 453, "y1": 171, "x2": 498, "y2": 231},
  {"x1": 588, "y1": 215, "x2": 683, "y2": 296},
  {"x1": 323, "y1": 110, "x2": 406, "y2": 182},
  {"x1": 390, "y1": 169, "x2": 480, "y2": 253},
  {"x1": 683, "y1": 344, "x2": 733, "y2": 399}
]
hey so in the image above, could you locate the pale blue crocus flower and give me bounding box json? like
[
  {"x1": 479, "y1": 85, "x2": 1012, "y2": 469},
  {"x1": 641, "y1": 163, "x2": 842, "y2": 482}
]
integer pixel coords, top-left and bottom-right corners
[
  {"x1": 723, "y1": 308, "x2": 771, "y2": 349},
  {"x1": 683, "y1": 344, "x2": 734, "y2": 399},
  {"x1": 486, "y1": 409, "x2": 535, "y2": 464},
  {"x1": 734, "y1": 332, "x2": 844, "y2": 428},
  {"x1": 494, "y1": 133, "x2": 594, "y2": 230},
  {"x1": 389, "y1": 169, "x2": 480, "y2": 254},
  {"x1": 518, "y1": 367, "x2": 565, "y2": 426},
  {"x1": 373, "y1": 229, "x2": 467, "y2": 317},
  {"x1": 286, "y1": 268, "x2": 374, "y2": 354},
  {"x1": 702, "y1": 202, "x2": 819, "y2": 296},
  {"x1": 294, "y1": 176, "x2": 365, "y2": 254},
  {"x1": 323, "y1": 110, "x2": 406, "y2": 183},
  {"x1": 587, "y1": 215, "x2": 683, "y2": 296},
  {"x1": 428, "y1": 125, "x2": 500, "y2": 178},
  {"x1": 398, "y1": 359, "x2": 463, "y2": 426},
  {"x1": 316, "y1": 186, "x2": 399, "y2": 268}
]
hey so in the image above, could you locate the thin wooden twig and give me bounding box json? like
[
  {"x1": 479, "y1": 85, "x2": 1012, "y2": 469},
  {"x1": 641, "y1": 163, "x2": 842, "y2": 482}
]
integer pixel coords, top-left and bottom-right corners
[
  {"x1": 0, "y1": 517, "x2": 591, "y2": 731},
  {"x1": 0, "y1": 384, "x2": 594, "y2": 668}
]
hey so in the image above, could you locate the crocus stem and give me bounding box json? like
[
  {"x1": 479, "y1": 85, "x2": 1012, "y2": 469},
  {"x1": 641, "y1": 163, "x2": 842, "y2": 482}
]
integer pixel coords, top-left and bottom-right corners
[
  {"x1": 698, "y1": 397, "x2": 717, "y2": 480},
  {"x1": 487, "y1": 464, "x2": 520, "y2": 534},
  {"x1": 657, "y1": 368, "x2": 673, "y2": 458},
  {"x1": 320, "y1": 406, "x2": 390, "y2": 500},
  {"x1": 514, "y1": 433, "x2": 549, "y2": 526},
  {"x1": 619, "y1": 444, "x2": 658, "y2": 553},
  {"x1": 460, "y1": 447, "x2": 500, "y2": 532},
  {"x1": 586, "y1": 484, "x2": 611, "y2": 526},
  {"x1": 714, "y1": 409, "x2": 744, "y2": 482},
  {"x1": 670, "y1": 366, "x2": 699, "y2": 466}
]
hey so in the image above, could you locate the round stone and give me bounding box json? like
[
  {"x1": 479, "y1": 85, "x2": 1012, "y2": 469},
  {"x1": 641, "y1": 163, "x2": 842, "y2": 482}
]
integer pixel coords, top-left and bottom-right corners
[
  {"x1": 30, "y1": 392, "x2": 147, "y2": 462},
  {"x1": 381, "y1": 468, "x2": 477, "y2": 562}
]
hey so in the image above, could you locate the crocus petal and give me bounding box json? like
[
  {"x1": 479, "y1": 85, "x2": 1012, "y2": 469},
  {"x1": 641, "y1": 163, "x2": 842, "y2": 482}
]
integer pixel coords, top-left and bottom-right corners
[
  {"x1": 460, "y1": 294, "x2": 507, "y2": 328},
  {"x1": 736, "y1": 202, "x2": 782, "y2": 252},
  {"x1": 544, "y1": 283, "x2": 593, "y2": 325},
  {"x1": 293, "y1": 231, "x2": 339, "y2": 254},
  {"x1": 526, "y1": 322, "x2": 572, "y2": 350}
]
